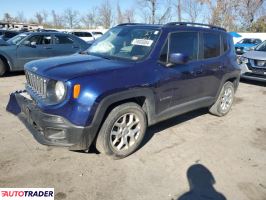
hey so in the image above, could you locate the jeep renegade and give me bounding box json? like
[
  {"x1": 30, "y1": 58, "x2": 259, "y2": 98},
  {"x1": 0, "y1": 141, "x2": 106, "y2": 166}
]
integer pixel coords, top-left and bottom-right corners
[{"x1": 7, "y1": 22, "x2": 240, "y2": 158}]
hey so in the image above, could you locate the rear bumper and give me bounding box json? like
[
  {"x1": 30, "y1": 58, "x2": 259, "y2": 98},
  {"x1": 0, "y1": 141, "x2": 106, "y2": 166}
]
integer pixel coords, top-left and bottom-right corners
[
  {"x1": 6, "y1": 91, "x2": 97, "y2": 150},
  {"x1": 240, "y1": 63, "x2": 266, "y2": 82}
]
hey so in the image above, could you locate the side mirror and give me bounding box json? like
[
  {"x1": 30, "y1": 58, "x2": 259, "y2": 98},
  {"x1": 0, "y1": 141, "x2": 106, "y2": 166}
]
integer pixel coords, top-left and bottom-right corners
[
  {"x1": 24, "y1": 41, "x2": 36, "y2": 48},
  {"x1": 169, "y1": 53, "x2": 189, "y2": 65},
  {"x1": 30, "y1": 41, "x2": 37, "y2": 47}
]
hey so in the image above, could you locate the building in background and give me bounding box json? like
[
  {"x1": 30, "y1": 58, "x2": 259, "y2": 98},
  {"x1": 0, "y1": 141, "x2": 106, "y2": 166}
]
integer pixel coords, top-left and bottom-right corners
[{"x1": 0, "y1": 21, "x2": 43, "y2": 31}]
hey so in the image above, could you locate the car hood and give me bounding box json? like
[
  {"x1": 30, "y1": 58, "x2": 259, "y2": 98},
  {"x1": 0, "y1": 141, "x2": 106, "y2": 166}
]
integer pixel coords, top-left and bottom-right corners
[
  {"x1": 235, "y1": 43, "x2": 256, "y2": 48},
  {"x1": 243, "y1": 50, "x2": 266, "y2": 60},
  {"x1": 0, "y1": 39, "x2": 10, "y2": 46},
  {"x1": 25, "y1": 54, "x2": 135, "y2": 81}
]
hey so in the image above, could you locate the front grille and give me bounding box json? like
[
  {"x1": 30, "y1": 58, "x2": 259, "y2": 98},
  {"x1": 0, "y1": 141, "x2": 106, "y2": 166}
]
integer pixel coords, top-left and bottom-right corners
[
  {"x1": 250, "y1": 59, "x2": 266, "y2": 70},
  {"x1": 25, "y1": 70, "x2": 48, "y2": 98}
]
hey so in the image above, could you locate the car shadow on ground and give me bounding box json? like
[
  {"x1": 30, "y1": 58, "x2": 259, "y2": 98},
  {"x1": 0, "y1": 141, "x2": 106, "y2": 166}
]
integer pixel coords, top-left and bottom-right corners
[
  {"x1": 1, "y1": 71, "x2": 25, "y2": 77},
  {"x1": 139, "y1": 108, "x2": 208, "y2": 150},
  {"x1": 240, "y1": 79, "x2": 266, "y2": 87},
  {"x1": 176, "y1": 164, "x2": 227, "y2": 200},
  {"x1": 80, "y1": 108, "x2": 208, "y2": 155}
]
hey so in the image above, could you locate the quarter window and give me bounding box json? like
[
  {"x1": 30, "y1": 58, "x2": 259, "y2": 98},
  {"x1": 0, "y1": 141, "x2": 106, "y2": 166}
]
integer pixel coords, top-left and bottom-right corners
[
  {"x1": 222, "y1": 35, "x2": 228, "y2": 53},
  {"x1": 203, "y1": 33, "x2": 220, "y2": 59},
  {"x1": 169, "y1": 32, "x2": 199, "y2": 61}
]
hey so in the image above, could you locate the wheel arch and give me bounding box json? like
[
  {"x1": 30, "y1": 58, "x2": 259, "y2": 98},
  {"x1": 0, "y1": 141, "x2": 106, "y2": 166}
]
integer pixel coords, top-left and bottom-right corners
[
  {"x1": 0, "y1": 53, "x2": 13, "y2": 71},
  {"x1": 88, "y1": 88, "x2": 156, "y2": 137}
]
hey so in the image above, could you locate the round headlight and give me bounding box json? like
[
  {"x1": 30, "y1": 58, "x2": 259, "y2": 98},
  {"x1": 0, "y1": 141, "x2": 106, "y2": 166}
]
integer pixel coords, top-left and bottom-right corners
[
  {"x1": 240, "y1": 57, "x2": 249, "y2": 64},
  {"x1": 55, "y1": 81, "x2": 66, "y2": 101}
]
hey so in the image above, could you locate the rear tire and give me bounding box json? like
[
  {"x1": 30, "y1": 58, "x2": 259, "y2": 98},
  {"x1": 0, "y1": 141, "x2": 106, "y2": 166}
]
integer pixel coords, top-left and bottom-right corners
[
  {"x1": 95, "y1": 103, "x2": 147, "y2": 159},
  {"x1": 209, "y1": 81, "x2": 235, "y2": 116},
  {"x1": 0, "y1": 59, "x2": 7, "y2": 77}
]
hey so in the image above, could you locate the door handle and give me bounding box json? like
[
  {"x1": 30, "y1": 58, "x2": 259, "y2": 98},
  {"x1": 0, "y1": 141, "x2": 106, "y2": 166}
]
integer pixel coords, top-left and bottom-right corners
[
  {"x1": 73, "y1": 46, "x2": 79, "y2": 49},
  {"x1": 44, "y1": 46, "x2": 52, "y2": 49},
  {"x1": 191, "y1": 69, "x2": 203, "y2": 76}
]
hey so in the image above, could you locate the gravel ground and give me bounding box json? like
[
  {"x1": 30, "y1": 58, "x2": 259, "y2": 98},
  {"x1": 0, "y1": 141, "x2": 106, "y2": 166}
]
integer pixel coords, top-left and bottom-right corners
[{"x1": 0, "y1": 72, "x2": 266, "y2": 200}]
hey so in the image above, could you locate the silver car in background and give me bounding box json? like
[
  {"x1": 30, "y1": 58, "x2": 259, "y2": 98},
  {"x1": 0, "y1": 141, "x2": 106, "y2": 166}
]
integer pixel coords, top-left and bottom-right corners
[{"x1": 240, "y1": 40, "x2": 266, "y2": 82}]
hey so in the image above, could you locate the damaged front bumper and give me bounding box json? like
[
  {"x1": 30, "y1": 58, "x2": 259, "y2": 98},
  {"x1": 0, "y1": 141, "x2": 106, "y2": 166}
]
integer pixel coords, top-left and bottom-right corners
[{"x1": 6, "y1": 90, "x2": 95, "y2": 150}]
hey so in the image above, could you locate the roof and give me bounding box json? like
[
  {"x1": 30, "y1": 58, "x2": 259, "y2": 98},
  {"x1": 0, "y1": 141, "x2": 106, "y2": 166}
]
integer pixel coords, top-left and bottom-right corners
[{"x1": 117, "y1": 22, "x2": 227, "y2": 32}]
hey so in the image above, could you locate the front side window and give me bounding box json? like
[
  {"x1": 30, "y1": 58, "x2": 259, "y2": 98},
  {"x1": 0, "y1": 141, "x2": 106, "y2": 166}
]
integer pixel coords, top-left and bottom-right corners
[
  {"x1": 88, "y1": 26, "x2": 161, "y2": 61},
  {"x1": 169, "y1": 32, "x2": 199, "y2": 61},
  {"x1": 83, "y1": 32, "x2": 93, "y2": 37},
  {"x1": 23, "y1": 35, "x2": 52, "y2": 45},
  {"x1": 159, "y1": 31, "x2": 198, "y2": 63},
  {"x1": 203, "y1": 33, "x2": 220, "y2": 59}
]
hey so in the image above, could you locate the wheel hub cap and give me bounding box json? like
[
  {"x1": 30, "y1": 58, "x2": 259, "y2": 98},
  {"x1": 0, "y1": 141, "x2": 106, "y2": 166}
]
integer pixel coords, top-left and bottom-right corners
[
  {"x1": 220, "y1": 87, "x2": 233, "y2": 113},
  {"x1": 110, "y1": 113, "x2": 141, "y2": 151}
]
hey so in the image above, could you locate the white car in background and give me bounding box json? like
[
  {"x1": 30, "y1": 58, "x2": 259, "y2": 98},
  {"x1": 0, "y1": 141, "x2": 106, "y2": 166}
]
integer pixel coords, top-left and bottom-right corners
[{"x1": 70, "y1": 31, "x2": 103, "y2": 42}]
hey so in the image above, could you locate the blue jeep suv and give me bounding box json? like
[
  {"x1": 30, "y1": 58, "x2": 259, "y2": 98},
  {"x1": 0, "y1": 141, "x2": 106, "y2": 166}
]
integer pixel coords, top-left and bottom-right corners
[{"x1": 7, "y1": 22, "x2": 240, "y2": 158}]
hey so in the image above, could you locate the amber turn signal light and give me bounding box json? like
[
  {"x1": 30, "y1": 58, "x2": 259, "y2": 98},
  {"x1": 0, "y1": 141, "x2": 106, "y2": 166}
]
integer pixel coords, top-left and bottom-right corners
[{"x1": 73, "y1": 84, "x2": 80, "y2": 99}]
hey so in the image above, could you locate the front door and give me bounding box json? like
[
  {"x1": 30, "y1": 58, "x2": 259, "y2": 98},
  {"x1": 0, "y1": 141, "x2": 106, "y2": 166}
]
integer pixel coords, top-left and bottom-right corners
[
  {"x1": 16, "y1": 34, "x2": 53, "y2": 68},
  {"x1": 155, "y1": 31, "x2": 205, "y2": 113}
]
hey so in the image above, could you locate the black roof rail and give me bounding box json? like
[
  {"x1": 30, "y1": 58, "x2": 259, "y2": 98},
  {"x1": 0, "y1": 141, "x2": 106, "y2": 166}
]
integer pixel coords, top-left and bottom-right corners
[
  {"x1": 164, "y1": 22, "x2": 226, "y2": 32},
  {"x1": 116, "y1": 23, "x2": 150, "y2": 26}
]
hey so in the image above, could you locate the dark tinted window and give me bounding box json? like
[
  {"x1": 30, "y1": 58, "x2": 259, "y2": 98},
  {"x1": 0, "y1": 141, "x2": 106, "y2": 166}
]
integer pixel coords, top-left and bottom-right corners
[
  {"x1": 54, "y1": 35, "x2": 74, "y2": 44},
  {"x1": 4, "y1": 31, "x2": 17, "y2": 38},
  {"x1": 159, "y1": 40, "x2": 168, "y2": 63},
  {"x1": 222, "y1": 35, "x2": 228, "y2": 52},
  {"x1": 83, "y1": 32, "x2": 93, "y2": 37},
  {"x1": 24, "y1": 35, "x2": 52, "y2": 45},
  {"x1": 203, "y1": 33, "x2": 220, "y2": 59},
  {"x1": 169, "y1": 32, "x2": 198, "y2": 61},
  {"x1": 73, "y1": 32, "x2": 83, "y2": 37},
  {"x1": 39, "y1": 35, "x2": 52, "y2": 44}
]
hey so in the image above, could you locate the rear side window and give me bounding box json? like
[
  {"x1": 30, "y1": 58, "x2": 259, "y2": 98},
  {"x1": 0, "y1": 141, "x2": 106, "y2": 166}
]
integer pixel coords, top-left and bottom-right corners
[
  {"x1": 39, "y1": 35, "x2": 52, "y2": 45},
  {"x1": 54, "y1": 35, "x2": 74, "y2": 44},
  {"x1": 169, "y1": 32, "x2": 199, "y2": 61},
  {"x1": 203, "y1": 33, "x2": 220, "y2": 59}
]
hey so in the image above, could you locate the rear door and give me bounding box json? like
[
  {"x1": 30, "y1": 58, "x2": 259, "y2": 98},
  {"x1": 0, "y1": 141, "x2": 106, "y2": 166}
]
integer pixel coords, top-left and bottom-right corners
[
  {"x1": 51, "y1": 34, "x2": 81, "y2": 56},
  {"x1": 200, "y1": 32, "x2": 224, "y2": 98}
]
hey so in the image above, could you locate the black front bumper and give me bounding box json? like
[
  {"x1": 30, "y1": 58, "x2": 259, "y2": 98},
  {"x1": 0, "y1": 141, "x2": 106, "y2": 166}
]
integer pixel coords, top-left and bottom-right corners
[{"x1": 6, "y1": 91, "x2": 96, "y2": 150}]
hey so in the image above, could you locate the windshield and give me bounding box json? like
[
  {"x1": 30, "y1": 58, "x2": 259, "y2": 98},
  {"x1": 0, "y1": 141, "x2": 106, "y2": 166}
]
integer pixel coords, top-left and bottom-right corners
[
  {"x1": 7, "y1": 33, "x2": 28, "y2": 45},
  {"x1": 87, "y1": 26, "x2": 161, "y2": 61},
  {"x1": 92, "y1": 32, "x2": 103, "y2": 35},
  {"x1": 255, "y1": 40, "x2": 266, "y2": 52},
  {"x1": 238, "y1": 38, "x2": 260, "y2": 44}
]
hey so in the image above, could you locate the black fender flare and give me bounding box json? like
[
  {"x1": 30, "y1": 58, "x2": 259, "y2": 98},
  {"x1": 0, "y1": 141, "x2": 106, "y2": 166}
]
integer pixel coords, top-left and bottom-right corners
[
  {"x1": 87, "y1": 88, "x2": 156, "y2": 133},
  {"x1": 215, "y1": 71, "x2": 240, "y2": 102}
]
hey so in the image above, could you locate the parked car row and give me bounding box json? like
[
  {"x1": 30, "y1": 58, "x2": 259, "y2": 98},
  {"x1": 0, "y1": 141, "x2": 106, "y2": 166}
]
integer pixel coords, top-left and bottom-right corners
[
  {"x1": 69, "y1": 31, "x2": 103, "y2": 42},
  {"x1": 235, "y1": 38, "x2": 262, "y2": 55},
  {"x1": 0, "y1": 31, "x2": 91, "y2": 76},
  {"x1": 238, "y1": 40, "x2": 266, "y2": 82}
]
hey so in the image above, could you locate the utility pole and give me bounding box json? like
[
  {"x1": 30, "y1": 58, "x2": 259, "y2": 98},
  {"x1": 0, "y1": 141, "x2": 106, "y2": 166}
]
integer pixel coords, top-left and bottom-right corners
[{"x1": 177, "y1": 0, "x2": 181, "y2": 21}]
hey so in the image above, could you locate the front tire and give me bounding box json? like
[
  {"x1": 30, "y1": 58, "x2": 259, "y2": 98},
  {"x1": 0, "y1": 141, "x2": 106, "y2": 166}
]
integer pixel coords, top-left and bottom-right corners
[
  {"x1": 209, "y1": 81, "x2": 235, "y2": 116},
  {"x1": 0, "y1": 59, "x2": 7, "y2": 77},
  {"x1": 96, "y1": 103, "x2": 147, "y2": 159}
]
